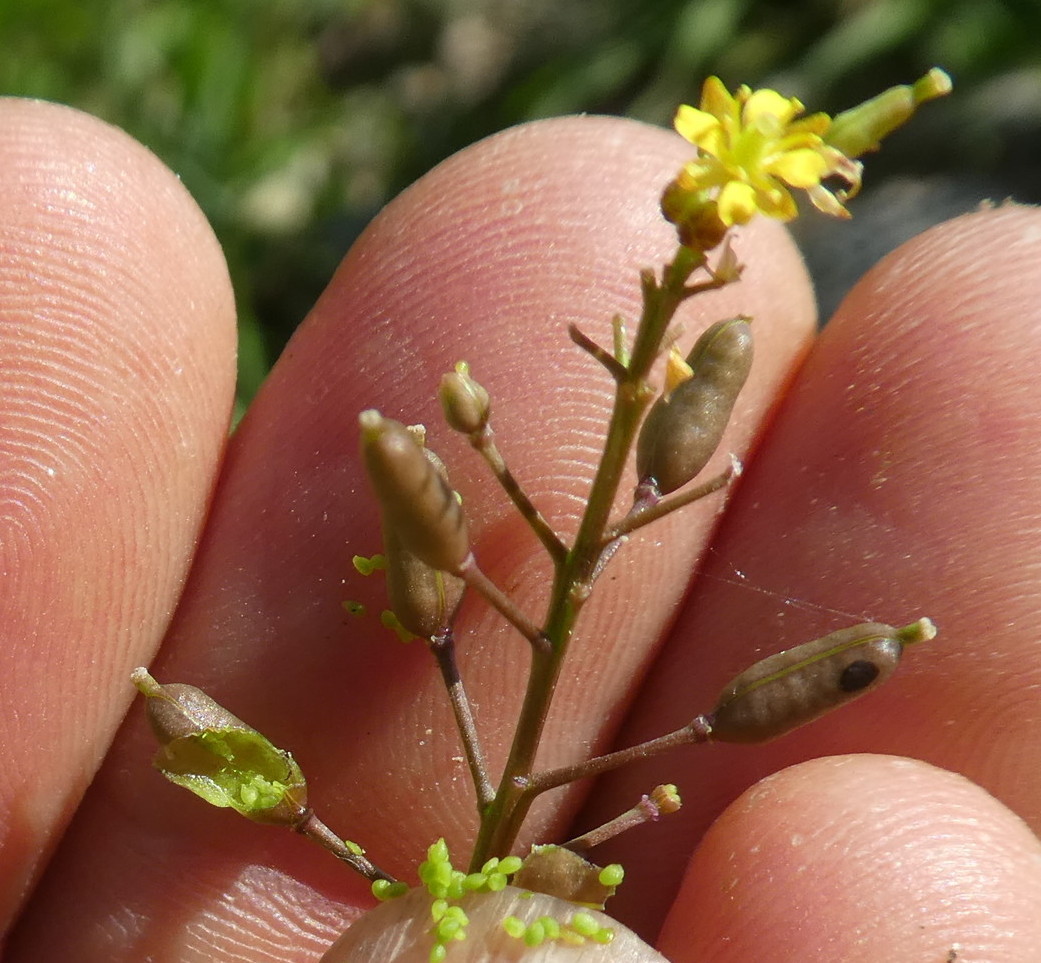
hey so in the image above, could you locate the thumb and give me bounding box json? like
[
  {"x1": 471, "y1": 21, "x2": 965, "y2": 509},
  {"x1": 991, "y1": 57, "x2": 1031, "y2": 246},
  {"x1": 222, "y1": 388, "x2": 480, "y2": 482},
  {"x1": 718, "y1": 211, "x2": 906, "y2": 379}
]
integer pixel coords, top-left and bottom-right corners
[{"x1": 322, "y1": 887, "x2": 666, "y2": 962}]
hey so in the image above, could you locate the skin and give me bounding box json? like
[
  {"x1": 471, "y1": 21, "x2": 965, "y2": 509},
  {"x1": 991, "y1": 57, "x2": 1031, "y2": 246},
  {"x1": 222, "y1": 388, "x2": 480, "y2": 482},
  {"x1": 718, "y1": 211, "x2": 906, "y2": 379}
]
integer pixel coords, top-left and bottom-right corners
[{"x1": 1, "y1": 98, "x2": 1040, "y2": 962}]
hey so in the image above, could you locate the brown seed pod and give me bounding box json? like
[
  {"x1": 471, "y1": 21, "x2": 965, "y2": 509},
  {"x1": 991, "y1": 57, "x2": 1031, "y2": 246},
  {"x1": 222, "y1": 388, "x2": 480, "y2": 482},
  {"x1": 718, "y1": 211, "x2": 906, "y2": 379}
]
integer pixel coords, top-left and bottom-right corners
[
  {"x1": 707, "y1": 619, "x2": 935, "y2": 744},
  {"x1": 636, "y1": 317, "x2": 753, "y2": 495},
  {"x1": 359, "y1": 410, "x2": 469, "y2": 573},
  {"x1": 383, "y1": 451, "x2": 466, "y2": 638}
]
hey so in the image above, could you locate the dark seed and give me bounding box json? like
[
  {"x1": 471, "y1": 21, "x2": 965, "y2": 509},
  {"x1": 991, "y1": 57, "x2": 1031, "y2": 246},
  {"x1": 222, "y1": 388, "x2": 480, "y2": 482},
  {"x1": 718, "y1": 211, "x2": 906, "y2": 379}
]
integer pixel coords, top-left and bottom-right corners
[{"x1": 839, "y1": 659, "x2": 881, "y2": 692}]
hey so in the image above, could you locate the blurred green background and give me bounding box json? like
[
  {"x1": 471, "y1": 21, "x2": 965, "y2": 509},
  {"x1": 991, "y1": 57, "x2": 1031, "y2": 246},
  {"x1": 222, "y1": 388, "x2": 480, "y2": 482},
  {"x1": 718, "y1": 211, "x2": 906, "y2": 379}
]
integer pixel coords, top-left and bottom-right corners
[{"x1": 3, "y1": 0, "x2": 1039, "y2": 413}]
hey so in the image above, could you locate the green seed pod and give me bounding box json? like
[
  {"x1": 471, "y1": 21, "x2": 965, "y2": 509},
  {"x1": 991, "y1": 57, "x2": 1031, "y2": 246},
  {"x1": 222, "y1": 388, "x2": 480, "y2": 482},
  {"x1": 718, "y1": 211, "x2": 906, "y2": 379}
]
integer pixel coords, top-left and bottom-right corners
[
  {"x1": 439, "y1": 362, "x2": 490, "y2": 434},
  {"x1": 825, "y1": 68, "x2": 952, "y2": 159},
  {"x1": 708, "y1": 618, "x2": 935, "y2": 744},
  {"x1": 636, "y1": 317, "x2": 753, "y2": 495},
  {"x1": 359, "y1": 411, "x2": 469, "y2": 573},
  {"x1": 131, "y1": 668, "x2": 309, "y2": 826}
]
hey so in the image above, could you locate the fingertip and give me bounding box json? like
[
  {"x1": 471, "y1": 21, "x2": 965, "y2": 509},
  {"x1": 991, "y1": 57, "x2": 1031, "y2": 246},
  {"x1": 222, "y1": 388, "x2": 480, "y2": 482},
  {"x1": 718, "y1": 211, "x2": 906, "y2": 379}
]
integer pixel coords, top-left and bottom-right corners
[
  {"x1": 659, "y1": 754, "x2": 1041, "y2": 962},
  {"x1": 0, "y1": 98, "x2": 236, "y2": 922}
]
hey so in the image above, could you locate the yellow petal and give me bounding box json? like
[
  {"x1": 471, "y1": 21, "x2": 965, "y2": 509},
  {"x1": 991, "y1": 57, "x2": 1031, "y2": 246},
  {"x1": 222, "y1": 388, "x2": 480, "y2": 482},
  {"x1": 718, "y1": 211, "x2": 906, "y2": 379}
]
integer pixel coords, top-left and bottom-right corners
[
  {"x1": 701, "y1": 76, "x2": 737, "y2": 121},
  {"x1": 752, "y1": 184, "x2": 798, "y2": 222},
  {"x1": 744, "y1": 88, "x2": 802, "y2": 126},
  {"x1": 766, "y1": 148, "x2": 830, "y2": 188},
  {"x1": 664, "y1": 347, "x2": 693, "y2": 395},
  {"x1": 716, "y1": 181, "x2": 759, "y2": 225},
  {"x1": 674, "y1": 105, "x2": 720, "y2": 146}
]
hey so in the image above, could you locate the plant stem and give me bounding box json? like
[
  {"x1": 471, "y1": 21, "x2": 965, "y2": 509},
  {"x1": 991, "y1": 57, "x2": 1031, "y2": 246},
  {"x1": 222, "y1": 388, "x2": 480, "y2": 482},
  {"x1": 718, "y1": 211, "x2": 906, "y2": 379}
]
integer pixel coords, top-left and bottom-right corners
[
  {"x1": 527, "y1": 717, "x2": 712, "y2": 795},
  {"x1": 604, "y1": 459, "x2": 738, "y2": 543},
  {"x1": 456, "y1": 554, "x2": 546, "y2": 649},
  {"x1": 428, "y1": 628, "x2": 495, "y2": 808},
  {"x1": 469, "y1": 247, "x2": 715, "y2": 869},
  {"x1": 468, "y1": 424, "x2": 568, "y2": 566},
  {"x1": 562, "y1": 790, "x2": 678, "y2": 856},
  {"x1": 295, "y1": 811, "x2": 397, "y2": 882}
]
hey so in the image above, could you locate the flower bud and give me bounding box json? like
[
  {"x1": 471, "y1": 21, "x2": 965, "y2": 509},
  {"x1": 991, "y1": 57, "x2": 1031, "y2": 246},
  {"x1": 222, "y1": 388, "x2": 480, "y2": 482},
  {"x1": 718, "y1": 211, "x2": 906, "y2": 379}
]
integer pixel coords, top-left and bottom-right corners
[
  {"x1": 825, "y1": 68, "x2": 952, "y2": 159},
  {"x1": 359, "y1": 410, "x2": 469, "y2": 573},
  {"x1": 131, "y1": 668, "x2": 309, "y2": 826},
  {"x1": 707, "y1": 618, "x2": 935, "y2": 744},
  {"x1": 636, "y1": 317, "x2": 753, "y2": 495},
  {"x1": 660, "y1": 181, "x2": 730, "y2": 251},
  {"x1": 439, "y1": 362, "x2": 490, "y2": 434}
]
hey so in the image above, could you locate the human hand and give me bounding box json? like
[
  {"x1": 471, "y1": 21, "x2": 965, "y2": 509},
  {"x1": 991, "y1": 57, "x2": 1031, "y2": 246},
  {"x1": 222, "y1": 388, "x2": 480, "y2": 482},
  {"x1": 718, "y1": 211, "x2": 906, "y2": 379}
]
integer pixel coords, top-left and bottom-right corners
[{"x1": 2, "y1": 98, "x2": 1040, "y2": 962}]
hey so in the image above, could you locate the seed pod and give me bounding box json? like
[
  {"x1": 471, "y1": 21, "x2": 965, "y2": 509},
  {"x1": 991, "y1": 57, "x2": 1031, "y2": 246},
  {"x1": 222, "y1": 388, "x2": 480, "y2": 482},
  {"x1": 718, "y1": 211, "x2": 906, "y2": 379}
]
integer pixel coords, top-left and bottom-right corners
[
  {"x1": 636, "y1": 317, "x2": 753, "y2": 495},
  {"x1": 131, "y1": 668, "x2": 309, "y2": 826},
  {"x1": 383, "y1": 452, "x2": 465, "y2": 638},
  {"x1": 708, "y1": 618, "x2": 935, "y2": 744},
  {"x1": 359, "y1": 410, "x2": 469, "y2": 573}
]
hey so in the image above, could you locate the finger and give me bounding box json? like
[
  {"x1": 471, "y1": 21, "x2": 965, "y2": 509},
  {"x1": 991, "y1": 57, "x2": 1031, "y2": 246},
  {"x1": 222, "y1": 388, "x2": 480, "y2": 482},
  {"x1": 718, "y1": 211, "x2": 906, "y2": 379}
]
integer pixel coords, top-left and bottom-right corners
[
  {"x1": 8, "y1": 116, "x2": 815, "y2": 959},
  {"x1": 580, "y1": 203, "x2": 1041, "y2": 936},
  {"x1": 322, "y1": 888, "x2": 666, "y2": 962},
  {"x1": 0, "y1": 100, "x2": 235, "y2": 929},
  {"x1": 657, "y1": 755, "x2": 1041, "y2": 961}
]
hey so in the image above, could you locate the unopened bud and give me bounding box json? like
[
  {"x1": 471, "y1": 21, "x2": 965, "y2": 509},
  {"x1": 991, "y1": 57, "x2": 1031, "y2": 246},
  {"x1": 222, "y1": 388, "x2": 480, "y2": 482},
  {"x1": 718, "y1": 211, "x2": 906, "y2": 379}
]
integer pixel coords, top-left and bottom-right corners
[
  {"x1": 660, "y1": 182, "x2": 730, "y2": 251},
  {"x1": 825, "y1": 68, "x2": 952, "y2": 158},
  {"x1": 636, "y1": 317, "x2": 753, "y2": 495},
  {"x1": 131, "y1": 668, "x2": 308, "y2": 826},
  {"x1": 359, "y1": 410, "x2": 469, "y2": 573},
  {"x1": 649, "y1": 784, "x2": 682, "y2": 815},
  {"x1": 439, "y1": 362, "x2": 490, "y2": 434}
]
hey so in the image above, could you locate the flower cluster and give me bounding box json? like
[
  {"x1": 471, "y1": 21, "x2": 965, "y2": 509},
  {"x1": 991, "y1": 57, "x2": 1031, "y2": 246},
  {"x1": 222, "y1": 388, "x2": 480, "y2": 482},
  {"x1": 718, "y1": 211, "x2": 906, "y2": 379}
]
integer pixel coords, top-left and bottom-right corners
[{"x1": 663, "y1": 69, "x2": 951, "y2": 249}]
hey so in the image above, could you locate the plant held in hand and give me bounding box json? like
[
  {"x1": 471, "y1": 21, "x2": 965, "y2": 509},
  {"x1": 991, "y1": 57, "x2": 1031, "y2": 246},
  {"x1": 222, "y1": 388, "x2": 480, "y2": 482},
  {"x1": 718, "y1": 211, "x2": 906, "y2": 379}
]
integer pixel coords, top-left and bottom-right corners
[{"x1": 134, "y1": 68, "x2": 951, "y2": 961}]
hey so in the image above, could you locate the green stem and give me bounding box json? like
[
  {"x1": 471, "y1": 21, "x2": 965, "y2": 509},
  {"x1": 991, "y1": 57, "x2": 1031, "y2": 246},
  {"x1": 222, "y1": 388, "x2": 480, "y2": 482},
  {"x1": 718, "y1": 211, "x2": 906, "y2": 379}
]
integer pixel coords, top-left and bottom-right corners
[{"x1": 468, "y1": 246, "x2": 709, "y2": 869}]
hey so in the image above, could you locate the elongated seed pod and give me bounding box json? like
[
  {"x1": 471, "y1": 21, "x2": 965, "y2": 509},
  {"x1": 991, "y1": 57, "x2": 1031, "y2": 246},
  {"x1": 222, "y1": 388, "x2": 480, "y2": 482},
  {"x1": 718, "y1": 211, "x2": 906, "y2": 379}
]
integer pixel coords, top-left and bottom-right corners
[
  {"x1": 359, "y1": 411, "x2": 469, "y2": 573},
  {"x1": 636, "y1": 317, "x2": 753, "y2": 495},
  {"x1": 708, "y1": 618, "x2": 935, "y2": 744},
  {"x1": 383, "y1": 449, "x2": 466, "y2": 638}
]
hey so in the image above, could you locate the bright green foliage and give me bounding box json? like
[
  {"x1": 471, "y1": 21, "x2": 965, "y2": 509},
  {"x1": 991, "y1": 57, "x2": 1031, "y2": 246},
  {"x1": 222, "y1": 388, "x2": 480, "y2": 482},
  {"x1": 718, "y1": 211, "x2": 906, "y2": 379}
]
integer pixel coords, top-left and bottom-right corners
[{"x1": 156, "y1": 727, "x2": 307, "y2": 825}]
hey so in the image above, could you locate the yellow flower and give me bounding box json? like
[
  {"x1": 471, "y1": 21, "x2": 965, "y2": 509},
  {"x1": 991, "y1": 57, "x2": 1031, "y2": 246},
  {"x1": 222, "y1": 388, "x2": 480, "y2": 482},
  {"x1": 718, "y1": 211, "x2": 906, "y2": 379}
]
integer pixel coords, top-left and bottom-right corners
[
  {"x1": 662, "y1": 70, "x2": 951, "y2": 251},
  {"x1": 663, "y1": 77, "x2": 860, "y2": 248}
]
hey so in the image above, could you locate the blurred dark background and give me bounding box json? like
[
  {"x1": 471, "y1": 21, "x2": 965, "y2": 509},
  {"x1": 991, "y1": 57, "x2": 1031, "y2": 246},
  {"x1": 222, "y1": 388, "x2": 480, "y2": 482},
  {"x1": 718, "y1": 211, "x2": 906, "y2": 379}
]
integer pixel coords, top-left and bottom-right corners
[{"x1": 3, "y1": 0, "x2": 1039, "y2": 412}]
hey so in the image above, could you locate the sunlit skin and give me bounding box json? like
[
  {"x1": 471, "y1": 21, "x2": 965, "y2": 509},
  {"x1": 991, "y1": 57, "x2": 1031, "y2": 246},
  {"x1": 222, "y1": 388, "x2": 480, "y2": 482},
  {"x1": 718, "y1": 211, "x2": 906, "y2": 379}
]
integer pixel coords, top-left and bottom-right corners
[{"x1": 2, "y1": 96, "x2": 1041, "y2": 961}]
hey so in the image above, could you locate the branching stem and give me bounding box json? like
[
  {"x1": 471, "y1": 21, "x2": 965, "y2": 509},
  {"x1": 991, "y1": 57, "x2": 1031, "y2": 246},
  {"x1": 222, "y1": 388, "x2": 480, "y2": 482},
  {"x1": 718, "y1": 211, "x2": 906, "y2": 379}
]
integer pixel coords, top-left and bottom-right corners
[
  {"x1": 604, "y1": 458, "x2": 739, "y2": 543},
  {"x1": 468, "y1": 246, "x2": 726, "y2": 870}
]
